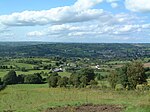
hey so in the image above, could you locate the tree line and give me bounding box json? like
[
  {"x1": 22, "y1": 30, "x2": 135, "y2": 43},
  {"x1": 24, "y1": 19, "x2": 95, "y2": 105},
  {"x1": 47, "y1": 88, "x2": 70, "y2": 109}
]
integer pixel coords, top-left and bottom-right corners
[{"x1": 0, "y1": 60, "x2": 149, "y2": 90}]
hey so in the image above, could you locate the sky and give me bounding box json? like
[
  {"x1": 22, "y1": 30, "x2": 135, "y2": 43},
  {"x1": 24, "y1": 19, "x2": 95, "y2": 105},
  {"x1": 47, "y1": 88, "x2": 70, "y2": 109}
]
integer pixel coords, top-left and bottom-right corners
[{"x1": 0, "y1": 0, "x2": 150, "y2": 43}]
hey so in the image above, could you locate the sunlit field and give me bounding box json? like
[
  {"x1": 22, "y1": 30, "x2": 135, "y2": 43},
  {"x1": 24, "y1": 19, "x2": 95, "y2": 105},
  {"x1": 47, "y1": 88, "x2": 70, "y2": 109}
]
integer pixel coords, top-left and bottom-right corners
[{"x1": 0, "y1": 84, "x2": 150, "y2": 112}]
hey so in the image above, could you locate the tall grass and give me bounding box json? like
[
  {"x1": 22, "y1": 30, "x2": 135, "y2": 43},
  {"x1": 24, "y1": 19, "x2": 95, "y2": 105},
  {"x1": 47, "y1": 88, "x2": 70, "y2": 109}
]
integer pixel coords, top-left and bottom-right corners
[{"x1": 0, "y1": 84, "x2": 149, "y2": 112}]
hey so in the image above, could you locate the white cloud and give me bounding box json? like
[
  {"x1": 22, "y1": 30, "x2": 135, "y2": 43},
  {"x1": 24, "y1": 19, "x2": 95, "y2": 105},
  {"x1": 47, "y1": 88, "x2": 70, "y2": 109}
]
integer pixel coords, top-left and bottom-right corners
[
  {"x1": 111, "y1": 3, "x2": 118, "y2": 8},
  {"x1": 125, "y1": 0, "x2": 150, "y2": 12},
  {"x1": 0, "y1": 0, "x2": 103, "y2": 26},
  {"x1": 0, "y1": 0, "x2": 149, "y2": 42},
  {"x1": 27, "y1": 15, "x2": 148, "y2": 38},
  {"x1": 27, "y1": 31, "x2": 45, "y2": 37},
  {"x1": 74, "y1": 0, "x2": 103, "y2": 10}
]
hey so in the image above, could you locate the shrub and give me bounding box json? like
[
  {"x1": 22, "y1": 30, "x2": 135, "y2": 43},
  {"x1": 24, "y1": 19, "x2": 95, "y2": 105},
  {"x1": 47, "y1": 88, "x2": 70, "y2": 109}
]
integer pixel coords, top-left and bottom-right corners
[
  {"x1": 80, "y1": 76, "x2": 88, "y2": 87},
  {"x1": 115, "y1": 84, "x2": 124, "y2": 91},
  {"x1": 69, "y1": 74, "x2": 80, "y2": 88},
  {"x1": 58, "y1": 77, "x2": 68, "y2": 87},
  {"x1": 108, "y1": 70, "x2": 118, "y2": 89},
  {"x1": 17, "y1": 74, "x2": 25, "y2": 84},
  {"x1": 96, "y1": 73, "x2": 105, "y2": 80},
  {"x1": 0, "y1": 78, "x2": 3, "y2": 85},
  {"x1": 24, "y1": 73, "x2": 43, "y2": 84},
  {"x1": 89, "y1": 80, "x2": 98, "y2": 86},
  {"x1": 79, "y1": 68, "x2": 95, "y2": 82},
  {"x1": 3, "y1": 70, "x2": 18, "y2": 85},
  {"x1": 48, "y1": 76, "x2": 59, "y2": 88}
]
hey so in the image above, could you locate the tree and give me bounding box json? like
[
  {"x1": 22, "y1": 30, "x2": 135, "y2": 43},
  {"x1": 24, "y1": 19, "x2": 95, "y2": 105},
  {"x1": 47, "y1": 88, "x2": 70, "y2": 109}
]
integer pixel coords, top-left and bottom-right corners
[
  {"x1": 0, "y1": 78, "x2": 3, "y2": 85},
  {"x1": 51, "y1": 72, "x2": 59, "y2": 77},
  {"x1": 89, "y1": 80, "x2": 98, "y2": 86},
  {"x1": 47, "y1": 72, "x2": 60, "y2": 88},
  {"x1": 117, "y1": 65, "x2": 128, "y2": 89},
  {"x1": 116, "y1": 60, "x2": 147, "y2": 90},
  {"x1": 17, "y1": 74, "x2": 25, "y2": 84},
  {"x1": 48, "y1": 76, "x2": 59, "y2": 88},
  {"x1": 21, "y1": 67, "x2": 28, "y2": 72},
  {"x1": 108, "y1": 70, "x2": 118, "y2": 89},
  {"x1": 69, "y1": 74, "x2": 80, "y2": 88},
  {"x1": 80, "y1": 76, "x2": 88, "y2": 87},
  {"x1": 96, "y1": 73, "x2": 104, "y2": 80},
  {"x1": 3, "y1": 70, "x2": 18, "y2": 85},
  {"x1": 24, "y1": 73, "x2": 43, "y2": 84},
  {"x1": 127, "y1": 61, "x2": 147, "y2": 90},
  {"x1": 79, "y1": 68, "x2": 95, "y2": 82},
  {"x1": 58, "y1": 77, "x2": 68, "y2": 87}
]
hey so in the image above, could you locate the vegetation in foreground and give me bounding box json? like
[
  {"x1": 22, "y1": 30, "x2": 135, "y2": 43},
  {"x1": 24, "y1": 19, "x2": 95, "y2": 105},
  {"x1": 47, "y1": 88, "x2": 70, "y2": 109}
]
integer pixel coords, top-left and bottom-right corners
[
  {"x1": 0, "y1": 84, "x2": 150, "y2": 112},
  {"x1": 0, "y1": 43, "x2": 150, "y2": 112}
]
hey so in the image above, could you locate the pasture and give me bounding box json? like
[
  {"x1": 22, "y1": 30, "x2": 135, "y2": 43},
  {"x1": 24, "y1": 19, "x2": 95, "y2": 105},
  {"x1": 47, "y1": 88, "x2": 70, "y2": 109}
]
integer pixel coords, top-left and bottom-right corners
[{"x1": 0, "y1": 84, "x2": 150, "y2": 112}]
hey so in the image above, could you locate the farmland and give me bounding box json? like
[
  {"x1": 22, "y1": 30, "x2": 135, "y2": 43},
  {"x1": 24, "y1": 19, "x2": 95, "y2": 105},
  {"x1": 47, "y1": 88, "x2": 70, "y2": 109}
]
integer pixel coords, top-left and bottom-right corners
[{"x1": 0, "y1": 43, "x2": 150, "y2": 112}]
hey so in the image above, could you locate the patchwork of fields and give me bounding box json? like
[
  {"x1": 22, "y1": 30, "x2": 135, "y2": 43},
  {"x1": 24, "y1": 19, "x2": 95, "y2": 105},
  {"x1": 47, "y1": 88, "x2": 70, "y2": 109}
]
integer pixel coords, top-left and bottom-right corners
[{"x1": 0, "y1": 57, "x2": 150, "y2": 112}]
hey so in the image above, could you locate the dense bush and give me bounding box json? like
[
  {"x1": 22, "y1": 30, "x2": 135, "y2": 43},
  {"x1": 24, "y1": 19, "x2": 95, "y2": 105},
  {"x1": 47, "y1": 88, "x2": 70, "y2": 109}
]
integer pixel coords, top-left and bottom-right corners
[
  {"x1": 3, "y1": 70, "x2": 18, "y2": 85},
  {"x1": 96, "y1": 73, "x2": 105, "y2": 80},
  {"x1": 57, "y1": 77, "x2": 68, "y2": 87},
  {"x1": 79, "y1": 68, "x2": 95, "y2": 82},
  {"x1": 0, "y1": 78, "x2": 3, "y2": 85},
  {"x1": 68, "y1": 68, "x2": 96, "y2": 88},
  {"x1": 108, "y1": 70, "x2": 118, "y2": 89},
  {"x1": 17, "y1": 74, "x2": 25, "y2": 84},
  {"x1": 24, "y1": 73, "x2": 43, "y2": 84},
  {"x1": 48, "y1": 72, "x2": 60, "y2": 88}
]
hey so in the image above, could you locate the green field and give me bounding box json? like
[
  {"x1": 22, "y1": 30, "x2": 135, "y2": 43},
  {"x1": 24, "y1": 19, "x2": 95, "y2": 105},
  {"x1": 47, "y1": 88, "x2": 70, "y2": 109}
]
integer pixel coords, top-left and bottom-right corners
[
  {"x1": 0, "y1": 57, "x2": 150, "y2": 112},
  {"x1": 0, "y1": 84, "x2": 150, "y2": 112},
  {"x1": 0, "y1": 70, "x2": 8, "y2": 78}
]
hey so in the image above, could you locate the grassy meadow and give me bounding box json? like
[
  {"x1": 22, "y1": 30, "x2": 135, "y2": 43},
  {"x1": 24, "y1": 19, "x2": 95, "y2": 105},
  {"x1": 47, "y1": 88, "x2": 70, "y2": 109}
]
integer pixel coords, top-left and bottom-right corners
[{"x1": 0, "y1": 84, "x2": 150, "y2": 112}]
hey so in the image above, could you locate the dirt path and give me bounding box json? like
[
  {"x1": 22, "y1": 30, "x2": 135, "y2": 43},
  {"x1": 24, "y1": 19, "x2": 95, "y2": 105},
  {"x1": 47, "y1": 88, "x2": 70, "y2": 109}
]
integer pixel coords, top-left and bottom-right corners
[{"x1": 45, "y1": 104, "x2": 123, "y2": 112}]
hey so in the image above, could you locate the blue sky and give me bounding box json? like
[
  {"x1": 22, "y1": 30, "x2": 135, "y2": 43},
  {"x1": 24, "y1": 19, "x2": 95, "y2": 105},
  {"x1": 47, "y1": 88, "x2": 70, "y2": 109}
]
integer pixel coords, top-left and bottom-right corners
[{"x1": 0, "y1": 0, "x2": 150, "y2": 43}]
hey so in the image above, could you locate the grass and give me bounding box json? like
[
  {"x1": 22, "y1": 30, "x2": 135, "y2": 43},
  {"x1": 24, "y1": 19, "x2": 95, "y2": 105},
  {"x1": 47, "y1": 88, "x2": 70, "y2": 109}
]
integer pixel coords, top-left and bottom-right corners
[
  {"x1": 16, "y1": 70, "x2": 50, "y2": 75},
  {"x1": 0, "y1": 84, "x2": 149, "y2": 112},
  {"x1": 0, "y1": 70, "x2": 50, "y2": 78},
  {"x1": 4, "y1": 62, "x2": 34, "y2": 69},
  {"x1": 95, "y1": 72, "x2": 109, "y2": 76},
  {"x1": 106, "y1": 61, "x2": 130, "y2": 65},
  {"x1": 58, "y1": 72, "x2": 71, "y2": 77},
  {"x1": 0, "y1": 70, "x2": 8, "y2": 78}
]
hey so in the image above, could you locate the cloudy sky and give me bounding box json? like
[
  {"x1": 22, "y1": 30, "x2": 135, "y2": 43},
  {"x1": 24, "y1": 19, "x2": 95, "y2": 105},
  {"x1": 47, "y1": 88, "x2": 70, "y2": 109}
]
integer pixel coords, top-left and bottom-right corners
[{"x1": 0, "y1": 0, "x2": 150, "y2": 43}]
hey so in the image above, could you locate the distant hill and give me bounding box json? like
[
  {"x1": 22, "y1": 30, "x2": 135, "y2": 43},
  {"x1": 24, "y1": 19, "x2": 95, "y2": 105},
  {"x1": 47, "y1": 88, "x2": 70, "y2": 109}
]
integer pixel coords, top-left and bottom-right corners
[{"x1": 0, "y1": 42, "x2": 149, "y2": 60}]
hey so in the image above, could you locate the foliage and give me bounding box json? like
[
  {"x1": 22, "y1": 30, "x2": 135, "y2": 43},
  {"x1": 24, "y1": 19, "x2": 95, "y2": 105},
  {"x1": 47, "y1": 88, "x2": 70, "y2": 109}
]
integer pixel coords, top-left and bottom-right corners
[
  {"x1": 48, "y1": 72, "x2": 60, "y2": 88},
  {"x1": 57, "y1": 77, "x2": 68, "y2": 87},
  {"x1": 89, "y1": 80, "x2": 98, "y2": 86},
  {"x1": 3, "y1": 70, "x2": 18, "y2": 85},
  {"x1": 48, "y1": 76, "x2": 59, "y2": 88},
  {"x1": 115, "y1": 61, "x2": 147, "y2": 90},
  {"x1": 108, "y1": 70, "x2": 118, "y2": 89},
  {"x1": 69, "y1": 74, "x2": 81, "y2": 87},
  {"x1": 117, "y1": 65, "x2": 128, "y2": 89},
  {"x1": 24, "y1": 73, "x2": 43, "y2": 84},
  {"x1": 0, "y1": 77, "x2": 2, "y2": 85},
  {"x1": 21, "y1": 67, "x2": 28, "y2": 72},
  {"x1": 96, "y1": 73, "x2": 105, "y2": 80},
  {"x1": 79, "y1": 68, "x2": 95, "y2": 82},
  {"x1": 80, "y1": 76, "x2": 88, "y2": 87},
  {"x1": 126, "y1": 61, "x2": 147, "y2": 90},
  {"x1": 17, "y1": 74, "x2": 25, "y2": 84},
  {"x1": 0, "y1": 43, "x2": 149, "y2": 60}
]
